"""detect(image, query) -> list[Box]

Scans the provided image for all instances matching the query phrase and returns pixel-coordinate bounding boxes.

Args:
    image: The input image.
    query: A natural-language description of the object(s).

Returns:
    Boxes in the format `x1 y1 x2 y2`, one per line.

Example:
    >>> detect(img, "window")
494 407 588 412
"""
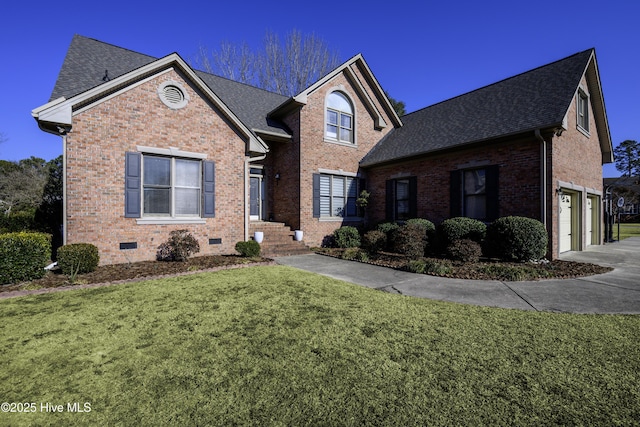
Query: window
143 156 201 216
450 166 499 221
463 169 486 220
124 151 215 220
385 177 417 221
326 92 354 143
577 89 589 132
313 174 359 218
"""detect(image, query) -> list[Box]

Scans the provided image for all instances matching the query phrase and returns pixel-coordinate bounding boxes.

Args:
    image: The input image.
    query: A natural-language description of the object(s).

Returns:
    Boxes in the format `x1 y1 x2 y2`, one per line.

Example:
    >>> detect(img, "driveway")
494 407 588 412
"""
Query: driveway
275 238 640 314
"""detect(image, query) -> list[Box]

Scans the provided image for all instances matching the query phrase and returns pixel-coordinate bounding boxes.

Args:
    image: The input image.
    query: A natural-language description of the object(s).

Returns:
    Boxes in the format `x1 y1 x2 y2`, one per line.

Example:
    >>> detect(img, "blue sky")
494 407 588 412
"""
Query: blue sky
1 0 638 178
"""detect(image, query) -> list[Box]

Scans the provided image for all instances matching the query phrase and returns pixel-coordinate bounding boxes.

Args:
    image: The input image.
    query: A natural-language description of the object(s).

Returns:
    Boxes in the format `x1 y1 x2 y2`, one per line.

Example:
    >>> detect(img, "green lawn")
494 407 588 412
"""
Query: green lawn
616 222 640 240
1 266 638 426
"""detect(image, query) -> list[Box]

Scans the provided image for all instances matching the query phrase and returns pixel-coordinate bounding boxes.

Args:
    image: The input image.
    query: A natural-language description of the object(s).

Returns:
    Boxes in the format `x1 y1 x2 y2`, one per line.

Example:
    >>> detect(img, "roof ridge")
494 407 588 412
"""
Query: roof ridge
73 34 158 61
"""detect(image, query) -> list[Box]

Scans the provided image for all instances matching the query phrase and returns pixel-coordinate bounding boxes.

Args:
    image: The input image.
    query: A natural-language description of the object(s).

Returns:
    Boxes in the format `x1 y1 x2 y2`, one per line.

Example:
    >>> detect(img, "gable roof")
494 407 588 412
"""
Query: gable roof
361 49 613 167
43 35 291 142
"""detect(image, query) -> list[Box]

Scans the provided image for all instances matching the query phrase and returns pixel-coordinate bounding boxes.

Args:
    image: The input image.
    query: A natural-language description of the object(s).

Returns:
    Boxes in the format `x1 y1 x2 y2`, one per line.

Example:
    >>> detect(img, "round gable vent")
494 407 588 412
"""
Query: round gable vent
158 81 189 109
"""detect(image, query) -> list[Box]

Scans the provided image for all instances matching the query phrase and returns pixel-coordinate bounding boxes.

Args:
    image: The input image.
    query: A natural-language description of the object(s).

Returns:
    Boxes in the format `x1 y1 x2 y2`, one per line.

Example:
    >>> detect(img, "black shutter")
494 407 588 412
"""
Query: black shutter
450 170 462 217
313 174 321 218
485 165 499 221
124 152 141 218
202 160 216 218
385 179 395 221
408 176 418 218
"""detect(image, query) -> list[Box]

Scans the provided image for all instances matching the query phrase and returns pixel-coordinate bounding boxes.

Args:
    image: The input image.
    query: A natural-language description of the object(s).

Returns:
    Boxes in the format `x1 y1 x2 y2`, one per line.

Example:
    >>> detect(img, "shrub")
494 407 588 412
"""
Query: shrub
406 218 436 253
438 217 487 249
235 240 261 257
486 216 548 262
342 248 370 262
362 230 387 254
391 223 427 259
156 230 200 261
57 243 100 275
333 226 361 248
423 258 453 276
376 222 400 235
407 258 453 275
0 211 36 233
406 259 427 274
0 232 51 284
446 239 482 263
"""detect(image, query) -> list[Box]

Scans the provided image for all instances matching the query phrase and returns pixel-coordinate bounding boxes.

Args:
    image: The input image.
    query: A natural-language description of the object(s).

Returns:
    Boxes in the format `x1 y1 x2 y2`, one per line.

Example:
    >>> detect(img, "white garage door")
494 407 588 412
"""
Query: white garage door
586 197 593 246
560 193 573 252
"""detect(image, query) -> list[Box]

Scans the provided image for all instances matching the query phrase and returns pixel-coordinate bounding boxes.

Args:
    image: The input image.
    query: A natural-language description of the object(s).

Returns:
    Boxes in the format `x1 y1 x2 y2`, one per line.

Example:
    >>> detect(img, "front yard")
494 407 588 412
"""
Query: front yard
1 266 638 425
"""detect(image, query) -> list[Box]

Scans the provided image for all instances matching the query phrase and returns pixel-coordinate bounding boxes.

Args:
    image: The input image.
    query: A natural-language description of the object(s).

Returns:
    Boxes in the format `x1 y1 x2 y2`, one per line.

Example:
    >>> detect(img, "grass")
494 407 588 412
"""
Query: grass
615 222 640 240
1 266 639 426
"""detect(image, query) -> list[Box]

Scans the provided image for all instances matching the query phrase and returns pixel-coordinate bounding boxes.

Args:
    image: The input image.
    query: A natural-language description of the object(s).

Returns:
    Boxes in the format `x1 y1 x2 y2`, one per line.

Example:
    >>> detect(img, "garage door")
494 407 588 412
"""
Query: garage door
559 193 573 252
586 197 593 246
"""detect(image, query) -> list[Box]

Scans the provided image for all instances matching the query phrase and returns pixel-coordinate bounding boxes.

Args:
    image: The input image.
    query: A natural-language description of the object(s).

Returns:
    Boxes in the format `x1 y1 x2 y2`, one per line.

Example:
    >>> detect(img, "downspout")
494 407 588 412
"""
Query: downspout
62 134 68 246
534 129 547 229
244 153 267 241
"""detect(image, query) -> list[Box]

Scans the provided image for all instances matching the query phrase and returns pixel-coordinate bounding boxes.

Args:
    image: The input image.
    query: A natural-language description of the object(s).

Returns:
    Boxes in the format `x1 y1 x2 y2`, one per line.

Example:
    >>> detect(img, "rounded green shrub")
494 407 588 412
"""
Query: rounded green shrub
57 243 99 275
485 216 548 262
333 226 361 248
0 211 36 233
438 217 487 248
376 222 400 235
446 239 482 263
391 223 427 259
406 218 435 233
362 229 387 254
0 232 51 284
235 240 261 257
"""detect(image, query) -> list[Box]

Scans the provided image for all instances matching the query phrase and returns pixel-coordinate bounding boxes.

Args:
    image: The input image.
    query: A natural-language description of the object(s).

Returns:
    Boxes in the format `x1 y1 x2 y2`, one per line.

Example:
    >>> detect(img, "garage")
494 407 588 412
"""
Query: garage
559 193 574 252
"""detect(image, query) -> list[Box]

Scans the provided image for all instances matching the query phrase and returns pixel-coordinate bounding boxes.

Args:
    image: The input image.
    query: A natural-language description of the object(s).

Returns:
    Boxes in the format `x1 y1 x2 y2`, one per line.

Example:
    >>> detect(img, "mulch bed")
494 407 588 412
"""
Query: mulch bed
315 248 613 281
0 255 274 297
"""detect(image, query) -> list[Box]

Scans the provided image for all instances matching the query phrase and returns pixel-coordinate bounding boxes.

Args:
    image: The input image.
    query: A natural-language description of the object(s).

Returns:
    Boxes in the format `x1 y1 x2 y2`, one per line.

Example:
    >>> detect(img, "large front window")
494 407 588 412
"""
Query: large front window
143 156 201 217
319 174 358 217
326 92 354 143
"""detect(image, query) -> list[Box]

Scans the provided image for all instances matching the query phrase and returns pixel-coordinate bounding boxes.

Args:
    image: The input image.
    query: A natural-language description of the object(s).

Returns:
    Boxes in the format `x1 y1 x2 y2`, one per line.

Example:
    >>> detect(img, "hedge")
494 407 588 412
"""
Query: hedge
0 232 51 284
57 243 100 275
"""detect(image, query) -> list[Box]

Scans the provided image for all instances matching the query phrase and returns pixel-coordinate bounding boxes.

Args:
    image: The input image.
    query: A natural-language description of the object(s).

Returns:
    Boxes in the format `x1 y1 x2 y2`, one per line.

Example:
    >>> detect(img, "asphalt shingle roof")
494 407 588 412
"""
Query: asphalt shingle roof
360 49 594 167
50 35 290 137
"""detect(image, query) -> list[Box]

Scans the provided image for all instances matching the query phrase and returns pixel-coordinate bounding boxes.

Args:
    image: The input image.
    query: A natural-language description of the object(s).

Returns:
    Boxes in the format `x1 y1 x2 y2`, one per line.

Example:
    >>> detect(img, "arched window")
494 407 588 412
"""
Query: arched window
326 92 354 143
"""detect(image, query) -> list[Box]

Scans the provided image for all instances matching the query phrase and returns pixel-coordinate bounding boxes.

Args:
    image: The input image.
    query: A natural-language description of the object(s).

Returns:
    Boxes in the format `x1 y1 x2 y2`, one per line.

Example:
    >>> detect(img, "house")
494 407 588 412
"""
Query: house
360 48 613 258
32 36 612 264
604 177 640 217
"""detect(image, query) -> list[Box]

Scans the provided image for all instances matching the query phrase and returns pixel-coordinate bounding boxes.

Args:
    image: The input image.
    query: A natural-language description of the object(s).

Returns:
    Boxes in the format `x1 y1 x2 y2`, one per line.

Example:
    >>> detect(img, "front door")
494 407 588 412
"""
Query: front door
249 174 264 221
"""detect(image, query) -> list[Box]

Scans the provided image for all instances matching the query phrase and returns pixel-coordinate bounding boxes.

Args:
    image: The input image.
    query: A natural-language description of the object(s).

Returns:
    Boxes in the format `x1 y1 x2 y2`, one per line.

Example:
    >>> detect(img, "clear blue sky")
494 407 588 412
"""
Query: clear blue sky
2 0 638 178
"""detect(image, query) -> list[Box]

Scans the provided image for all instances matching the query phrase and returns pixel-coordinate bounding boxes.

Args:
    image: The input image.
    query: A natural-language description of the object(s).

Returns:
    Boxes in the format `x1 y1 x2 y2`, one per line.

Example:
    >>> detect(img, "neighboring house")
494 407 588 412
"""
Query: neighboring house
604 177 640 217
33 36 612 264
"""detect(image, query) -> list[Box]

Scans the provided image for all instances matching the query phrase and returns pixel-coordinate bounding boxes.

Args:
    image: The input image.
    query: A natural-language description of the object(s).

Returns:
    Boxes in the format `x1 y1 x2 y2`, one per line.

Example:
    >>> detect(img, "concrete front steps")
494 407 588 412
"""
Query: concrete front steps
249 221 311 257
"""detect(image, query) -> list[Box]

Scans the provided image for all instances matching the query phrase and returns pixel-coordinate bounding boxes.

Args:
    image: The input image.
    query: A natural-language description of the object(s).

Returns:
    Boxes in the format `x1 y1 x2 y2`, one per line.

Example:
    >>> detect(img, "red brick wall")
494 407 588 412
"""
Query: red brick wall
548 75 605 256
364 137 543 226
288 64 396 246
65 69 248 265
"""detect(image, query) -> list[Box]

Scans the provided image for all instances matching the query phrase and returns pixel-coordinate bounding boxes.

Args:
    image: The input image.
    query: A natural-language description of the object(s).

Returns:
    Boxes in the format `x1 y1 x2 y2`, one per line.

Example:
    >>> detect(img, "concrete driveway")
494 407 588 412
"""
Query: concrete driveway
275 238 640 314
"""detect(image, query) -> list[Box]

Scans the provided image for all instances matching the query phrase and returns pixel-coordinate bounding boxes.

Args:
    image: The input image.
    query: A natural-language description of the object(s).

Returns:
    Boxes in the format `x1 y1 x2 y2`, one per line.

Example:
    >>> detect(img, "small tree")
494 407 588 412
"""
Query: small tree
614 140 640 177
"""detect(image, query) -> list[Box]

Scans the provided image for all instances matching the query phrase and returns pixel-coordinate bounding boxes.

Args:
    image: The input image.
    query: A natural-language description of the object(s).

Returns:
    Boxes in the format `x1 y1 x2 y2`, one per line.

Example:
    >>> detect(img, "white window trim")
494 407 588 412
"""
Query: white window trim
136 150 205 224
318 172 361 220
324 88 357 146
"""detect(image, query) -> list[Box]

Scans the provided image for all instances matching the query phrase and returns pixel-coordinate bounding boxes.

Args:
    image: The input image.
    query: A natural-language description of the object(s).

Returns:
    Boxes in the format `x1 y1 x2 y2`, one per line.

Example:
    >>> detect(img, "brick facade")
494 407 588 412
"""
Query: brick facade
65 69 248 265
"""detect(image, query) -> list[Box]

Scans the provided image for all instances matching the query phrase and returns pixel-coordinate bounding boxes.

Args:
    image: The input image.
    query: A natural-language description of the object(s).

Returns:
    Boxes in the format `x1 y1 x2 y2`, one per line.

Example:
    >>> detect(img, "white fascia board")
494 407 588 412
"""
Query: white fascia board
31 97 72 125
